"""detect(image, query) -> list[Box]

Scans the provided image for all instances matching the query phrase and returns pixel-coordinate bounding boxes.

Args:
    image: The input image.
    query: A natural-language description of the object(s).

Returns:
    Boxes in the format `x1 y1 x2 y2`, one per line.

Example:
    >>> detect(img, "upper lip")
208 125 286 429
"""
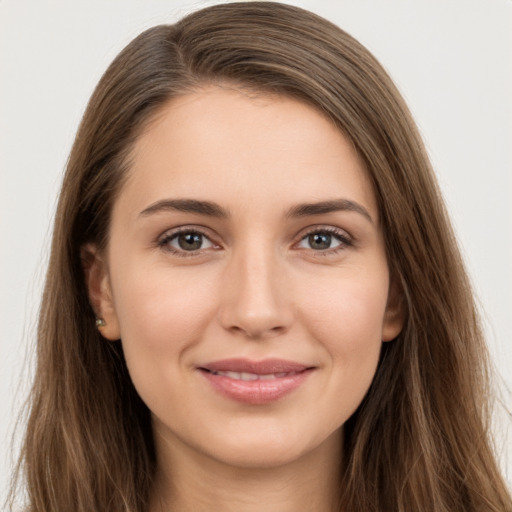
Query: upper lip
199 358 312 374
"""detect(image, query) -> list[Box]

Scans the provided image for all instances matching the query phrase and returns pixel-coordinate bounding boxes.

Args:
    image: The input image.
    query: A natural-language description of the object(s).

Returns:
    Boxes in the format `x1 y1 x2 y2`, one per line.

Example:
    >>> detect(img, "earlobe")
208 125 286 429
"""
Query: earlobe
80 243 121 341
382 279 405 342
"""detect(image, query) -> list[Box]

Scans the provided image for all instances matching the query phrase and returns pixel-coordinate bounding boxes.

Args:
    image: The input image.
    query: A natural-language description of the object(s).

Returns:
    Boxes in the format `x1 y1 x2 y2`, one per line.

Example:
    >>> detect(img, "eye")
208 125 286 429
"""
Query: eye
159 229 215 254
296 228 352 252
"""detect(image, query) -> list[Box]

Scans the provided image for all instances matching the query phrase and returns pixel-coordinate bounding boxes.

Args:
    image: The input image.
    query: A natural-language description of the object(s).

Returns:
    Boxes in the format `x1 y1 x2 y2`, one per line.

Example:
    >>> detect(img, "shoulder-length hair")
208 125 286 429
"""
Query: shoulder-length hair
10 2 511 511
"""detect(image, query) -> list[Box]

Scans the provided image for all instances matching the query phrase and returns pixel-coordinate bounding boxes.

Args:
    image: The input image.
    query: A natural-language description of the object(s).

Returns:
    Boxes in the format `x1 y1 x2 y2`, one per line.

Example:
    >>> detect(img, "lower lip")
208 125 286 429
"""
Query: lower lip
199 369 313 405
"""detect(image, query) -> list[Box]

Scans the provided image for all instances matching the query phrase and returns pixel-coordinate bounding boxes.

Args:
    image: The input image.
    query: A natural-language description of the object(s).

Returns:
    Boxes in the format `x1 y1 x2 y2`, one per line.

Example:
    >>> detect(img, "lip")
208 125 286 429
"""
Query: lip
198 358 315 405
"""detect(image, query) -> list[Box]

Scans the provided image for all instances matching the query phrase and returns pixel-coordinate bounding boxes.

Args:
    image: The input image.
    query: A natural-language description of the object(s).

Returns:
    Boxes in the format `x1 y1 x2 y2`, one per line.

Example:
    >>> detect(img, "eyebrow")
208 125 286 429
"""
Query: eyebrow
139 199 230 218
286 199 374 224
139 197 373 224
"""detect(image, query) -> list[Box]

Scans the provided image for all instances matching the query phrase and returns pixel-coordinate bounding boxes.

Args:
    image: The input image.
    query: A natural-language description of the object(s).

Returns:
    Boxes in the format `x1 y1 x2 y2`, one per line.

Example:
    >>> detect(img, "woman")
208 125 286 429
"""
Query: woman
9 2 511 511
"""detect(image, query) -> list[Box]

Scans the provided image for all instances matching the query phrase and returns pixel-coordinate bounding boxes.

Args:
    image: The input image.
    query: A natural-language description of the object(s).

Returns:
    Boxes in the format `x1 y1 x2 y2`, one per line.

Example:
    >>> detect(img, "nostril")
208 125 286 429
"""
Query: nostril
217 278 294 339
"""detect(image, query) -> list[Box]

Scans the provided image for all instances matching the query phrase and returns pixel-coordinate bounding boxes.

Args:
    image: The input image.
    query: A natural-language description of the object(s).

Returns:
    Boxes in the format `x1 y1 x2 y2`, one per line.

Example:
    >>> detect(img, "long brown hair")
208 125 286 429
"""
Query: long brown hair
9 2 511 511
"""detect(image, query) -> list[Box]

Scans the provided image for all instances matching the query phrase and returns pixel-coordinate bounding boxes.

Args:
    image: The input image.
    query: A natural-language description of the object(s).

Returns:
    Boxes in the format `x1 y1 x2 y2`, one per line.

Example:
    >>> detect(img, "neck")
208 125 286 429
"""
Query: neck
151 431 342 512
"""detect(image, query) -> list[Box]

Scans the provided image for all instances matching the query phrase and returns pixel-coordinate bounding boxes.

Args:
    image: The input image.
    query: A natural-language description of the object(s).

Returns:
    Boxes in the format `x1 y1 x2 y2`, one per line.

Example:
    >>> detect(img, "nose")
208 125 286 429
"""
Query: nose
218 245 293 340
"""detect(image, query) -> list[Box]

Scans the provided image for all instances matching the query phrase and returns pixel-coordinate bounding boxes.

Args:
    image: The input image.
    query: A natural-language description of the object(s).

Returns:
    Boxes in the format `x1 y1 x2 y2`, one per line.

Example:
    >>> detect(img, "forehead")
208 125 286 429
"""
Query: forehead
117 87 378 222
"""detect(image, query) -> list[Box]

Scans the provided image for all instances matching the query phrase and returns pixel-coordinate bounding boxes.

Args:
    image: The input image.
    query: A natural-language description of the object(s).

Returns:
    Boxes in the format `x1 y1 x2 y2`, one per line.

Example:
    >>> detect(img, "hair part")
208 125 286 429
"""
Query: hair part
10 2 511 511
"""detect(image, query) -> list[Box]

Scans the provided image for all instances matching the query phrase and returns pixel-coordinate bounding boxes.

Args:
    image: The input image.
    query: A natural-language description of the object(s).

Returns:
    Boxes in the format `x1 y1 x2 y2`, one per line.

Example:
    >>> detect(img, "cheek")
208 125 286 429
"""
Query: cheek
299 271 388 400
110 260 219 356
109 261 223 417
301 273 389 349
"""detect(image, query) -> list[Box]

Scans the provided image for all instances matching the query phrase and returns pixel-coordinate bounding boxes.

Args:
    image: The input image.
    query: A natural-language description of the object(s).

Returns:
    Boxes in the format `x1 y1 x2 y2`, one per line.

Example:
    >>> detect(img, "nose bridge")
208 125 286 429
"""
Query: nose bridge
219 236 292 338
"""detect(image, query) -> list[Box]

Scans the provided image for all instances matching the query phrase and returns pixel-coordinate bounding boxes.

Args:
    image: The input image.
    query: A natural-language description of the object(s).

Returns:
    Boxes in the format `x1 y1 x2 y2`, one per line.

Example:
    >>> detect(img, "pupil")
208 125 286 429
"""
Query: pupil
178 233 202 250
309 233 331 250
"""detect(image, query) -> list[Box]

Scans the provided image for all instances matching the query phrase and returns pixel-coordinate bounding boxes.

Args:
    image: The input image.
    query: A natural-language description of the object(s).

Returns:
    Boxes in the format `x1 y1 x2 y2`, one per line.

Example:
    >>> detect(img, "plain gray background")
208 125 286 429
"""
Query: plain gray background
1 0 511 499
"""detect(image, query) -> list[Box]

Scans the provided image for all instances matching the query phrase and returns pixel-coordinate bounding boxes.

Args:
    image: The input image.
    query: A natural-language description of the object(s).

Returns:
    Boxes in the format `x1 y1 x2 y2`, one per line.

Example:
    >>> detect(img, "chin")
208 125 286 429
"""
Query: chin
195 423 342 471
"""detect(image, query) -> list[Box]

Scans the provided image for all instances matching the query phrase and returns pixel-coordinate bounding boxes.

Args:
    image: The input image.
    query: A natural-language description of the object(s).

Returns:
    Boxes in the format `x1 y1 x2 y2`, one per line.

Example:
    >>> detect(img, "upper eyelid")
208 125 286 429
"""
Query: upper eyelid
158 225 216 241
296 225 352 241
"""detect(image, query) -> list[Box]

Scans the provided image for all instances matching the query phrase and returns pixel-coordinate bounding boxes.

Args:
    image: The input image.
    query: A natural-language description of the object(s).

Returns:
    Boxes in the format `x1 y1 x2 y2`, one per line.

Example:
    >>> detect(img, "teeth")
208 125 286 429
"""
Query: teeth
211 370 296 380
240 372 259 381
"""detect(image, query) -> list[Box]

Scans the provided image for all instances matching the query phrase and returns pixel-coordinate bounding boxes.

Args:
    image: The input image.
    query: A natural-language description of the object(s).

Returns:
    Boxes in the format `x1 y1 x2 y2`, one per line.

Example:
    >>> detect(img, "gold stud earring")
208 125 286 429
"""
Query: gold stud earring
95 318 107 328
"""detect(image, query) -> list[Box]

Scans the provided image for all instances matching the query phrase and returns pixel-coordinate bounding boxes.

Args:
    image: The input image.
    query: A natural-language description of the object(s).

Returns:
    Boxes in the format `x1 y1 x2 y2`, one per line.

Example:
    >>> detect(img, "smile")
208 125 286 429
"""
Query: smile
207 370 299 381
198 358 314 405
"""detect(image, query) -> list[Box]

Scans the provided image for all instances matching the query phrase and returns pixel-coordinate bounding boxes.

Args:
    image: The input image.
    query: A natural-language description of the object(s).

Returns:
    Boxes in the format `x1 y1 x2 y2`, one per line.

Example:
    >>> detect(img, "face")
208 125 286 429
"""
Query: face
86 87 403 471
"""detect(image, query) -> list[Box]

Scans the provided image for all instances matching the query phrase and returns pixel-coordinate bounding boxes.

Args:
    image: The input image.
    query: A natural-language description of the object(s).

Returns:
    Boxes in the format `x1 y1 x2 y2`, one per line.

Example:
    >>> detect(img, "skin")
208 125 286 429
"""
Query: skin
84 87 403 512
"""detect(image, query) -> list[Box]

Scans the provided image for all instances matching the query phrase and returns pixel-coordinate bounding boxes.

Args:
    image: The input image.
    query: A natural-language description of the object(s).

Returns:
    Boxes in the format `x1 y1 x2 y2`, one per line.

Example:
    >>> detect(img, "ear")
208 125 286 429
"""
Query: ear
381 278 405 342
81 243 121 341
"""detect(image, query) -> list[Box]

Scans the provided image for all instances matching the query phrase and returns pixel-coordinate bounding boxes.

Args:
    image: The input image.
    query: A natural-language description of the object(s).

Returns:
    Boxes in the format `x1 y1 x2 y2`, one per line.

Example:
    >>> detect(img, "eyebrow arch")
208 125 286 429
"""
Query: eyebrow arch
286 199 374 224
139 198 374 224
139 199 230 218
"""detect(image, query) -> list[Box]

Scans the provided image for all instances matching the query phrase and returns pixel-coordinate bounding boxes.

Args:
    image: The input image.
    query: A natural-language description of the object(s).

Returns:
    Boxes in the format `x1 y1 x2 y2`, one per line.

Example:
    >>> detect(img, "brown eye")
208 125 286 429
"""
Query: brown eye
162 230 215 253
308 233 333 250
297 228 352 252
177 233 204 251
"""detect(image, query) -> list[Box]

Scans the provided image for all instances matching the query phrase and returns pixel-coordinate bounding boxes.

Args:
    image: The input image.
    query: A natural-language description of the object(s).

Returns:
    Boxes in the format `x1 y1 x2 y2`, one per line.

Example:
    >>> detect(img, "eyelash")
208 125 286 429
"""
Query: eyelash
156 226 353 258
157 227 217 258
297 226 353 256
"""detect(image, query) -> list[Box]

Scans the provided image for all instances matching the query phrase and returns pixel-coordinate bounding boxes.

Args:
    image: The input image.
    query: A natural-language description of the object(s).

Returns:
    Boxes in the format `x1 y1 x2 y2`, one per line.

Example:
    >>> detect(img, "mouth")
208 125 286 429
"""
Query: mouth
203 369 302 381
197 358 315 405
